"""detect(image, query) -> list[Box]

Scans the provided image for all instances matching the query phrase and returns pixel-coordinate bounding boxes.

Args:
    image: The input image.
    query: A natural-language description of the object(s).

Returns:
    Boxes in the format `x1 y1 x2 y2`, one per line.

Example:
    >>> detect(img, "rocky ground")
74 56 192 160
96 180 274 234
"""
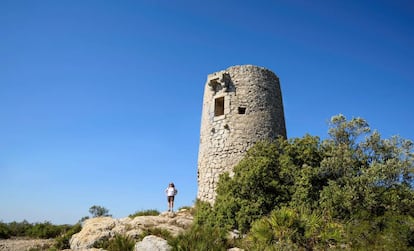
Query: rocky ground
0 238 55 251
0 209 243 251
0 209 194 251
69 209 194 250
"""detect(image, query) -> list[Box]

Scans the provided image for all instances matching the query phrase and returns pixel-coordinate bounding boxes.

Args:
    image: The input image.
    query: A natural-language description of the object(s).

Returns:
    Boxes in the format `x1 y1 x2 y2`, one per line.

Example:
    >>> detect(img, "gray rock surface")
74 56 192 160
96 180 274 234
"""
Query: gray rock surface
70 209 193 250
134 235 171 251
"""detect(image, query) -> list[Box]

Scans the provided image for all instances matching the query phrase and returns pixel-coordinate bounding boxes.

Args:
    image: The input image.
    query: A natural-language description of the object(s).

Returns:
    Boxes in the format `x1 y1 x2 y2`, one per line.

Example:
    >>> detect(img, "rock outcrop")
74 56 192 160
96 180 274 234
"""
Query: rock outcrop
69 209 193 250
134 235 171 251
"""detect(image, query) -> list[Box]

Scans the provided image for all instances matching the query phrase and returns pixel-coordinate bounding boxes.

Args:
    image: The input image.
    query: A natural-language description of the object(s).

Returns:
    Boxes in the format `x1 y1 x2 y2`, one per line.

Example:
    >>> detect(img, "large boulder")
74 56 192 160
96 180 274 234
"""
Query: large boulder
70 217 117 249
134 235 172 251
70 209 193 250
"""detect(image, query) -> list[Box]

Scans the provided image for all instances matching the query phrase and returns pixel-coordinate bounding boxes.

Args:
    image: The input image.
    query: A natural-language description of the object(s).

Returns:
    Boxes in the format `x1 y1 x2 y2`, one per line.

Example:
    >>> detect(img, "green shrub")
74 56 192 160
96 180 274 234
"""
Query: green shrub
53 223 82 250
4 115 414 250
94 235 135 251
93 228 171 251
28 245 57 251
89 205 111 217
0 220 79 246
177 206 195 215
129 209 160 218
168 200 230 250
140 227 172 242
192 199 215 227
211 140 293 233
7 220 31 237
169 224 228 251
178 206 192 210
345 213 414 250
26 221 64 238
243 206 347 250
0 221 10 238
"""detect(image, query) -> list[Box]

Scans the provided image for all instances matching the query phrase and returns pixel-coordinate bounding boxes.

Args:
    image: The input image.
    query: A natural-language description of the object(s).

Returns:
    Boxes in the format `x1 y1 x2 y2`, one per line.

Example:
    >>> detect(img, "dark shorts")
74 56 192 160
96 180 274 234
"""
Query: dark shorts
167 196 175 203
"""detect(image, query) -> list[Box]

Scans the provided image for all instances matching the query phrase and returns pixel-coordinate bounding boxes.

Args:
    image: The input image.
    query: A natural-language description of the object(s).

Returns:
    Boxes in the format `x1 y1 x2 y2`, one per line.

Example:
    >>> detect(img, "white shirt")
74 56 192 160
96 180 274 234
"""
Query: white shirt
166 187 176 196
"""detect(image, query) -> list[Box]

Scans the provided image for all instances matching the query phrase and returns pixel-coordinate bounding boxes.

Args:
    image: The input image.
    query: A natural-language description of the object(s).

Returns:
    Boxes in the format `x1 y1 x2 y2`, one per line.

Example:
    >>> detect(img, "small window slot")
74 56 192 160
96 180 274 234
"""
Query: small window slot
238 107 246 114
214 97 225 116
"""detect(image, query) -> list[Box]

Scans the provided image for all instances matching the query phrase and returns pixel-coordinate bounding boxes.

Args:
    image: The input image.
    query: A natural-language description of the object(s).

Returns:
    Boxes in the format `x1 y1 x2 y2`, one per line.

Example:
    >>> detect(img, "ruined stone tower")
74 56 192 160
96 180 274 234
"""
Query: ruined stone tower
197 65 287 203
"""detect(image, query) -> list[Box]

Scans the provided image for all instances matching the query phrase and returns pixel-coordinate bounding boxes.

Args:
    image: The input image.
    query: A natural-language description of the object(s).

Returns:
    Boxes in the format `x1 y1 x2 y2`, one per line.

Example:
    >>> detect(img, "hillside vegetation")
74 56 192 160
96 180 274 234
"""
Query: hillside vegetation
1 114 413 250
180 114 414 250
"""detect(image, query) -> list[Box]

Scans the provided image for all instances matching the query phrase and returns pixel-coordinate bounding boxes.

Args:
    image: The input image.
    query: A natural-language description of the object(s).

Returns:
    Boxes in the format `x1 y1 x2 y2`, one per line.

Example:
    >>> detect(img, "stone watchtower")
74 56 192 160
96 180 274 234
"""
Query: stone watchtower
197 65 287 203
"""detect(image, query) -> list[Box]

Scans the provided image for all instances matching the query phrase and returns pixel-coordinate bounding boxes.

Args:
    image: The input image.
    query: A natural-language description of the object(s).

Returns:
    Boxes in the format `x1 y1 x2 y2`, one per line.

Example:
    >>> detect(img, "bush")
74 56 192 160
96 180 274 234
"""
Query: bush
193 115 414 250
94 235 135 251
6 220 31 237
93 227 172 251
212 140 293 233
140 227 173 242
169 224 228 251
89 205 111 217
129 209 160 218
166 200 230 250
53 224 82 250
345 212 414 250
0 220 73 239
4 115 414 250
0 222 10 238
243 206 346 250
26 221 64 238
178 206 195 215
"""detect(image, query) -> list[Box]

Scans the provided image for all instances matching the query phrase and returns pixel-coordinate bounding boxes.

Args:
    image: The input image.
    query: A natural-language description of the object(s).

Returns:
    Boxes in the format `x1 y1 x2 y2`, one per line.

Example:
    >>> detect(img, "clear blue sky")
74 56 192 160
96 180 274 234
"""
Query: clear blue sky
1 0 413 225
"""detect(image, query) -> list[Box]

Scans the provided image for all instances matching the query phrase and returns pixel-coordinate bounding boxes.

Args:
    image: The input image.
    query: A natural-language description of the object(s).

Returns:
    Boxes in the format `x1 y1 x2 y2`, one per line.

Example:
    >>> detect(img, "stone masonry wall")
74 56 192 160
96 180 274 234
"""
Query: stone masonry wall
197 65 286 203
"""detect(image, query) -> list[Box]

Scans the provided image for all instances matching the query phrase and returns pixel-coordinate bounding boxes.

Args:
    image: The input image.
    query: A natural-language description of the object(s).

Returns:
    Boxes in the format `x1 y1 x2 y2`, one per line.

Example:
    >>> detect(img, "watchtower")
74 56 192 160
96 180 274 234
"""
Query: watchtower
197 65 287 203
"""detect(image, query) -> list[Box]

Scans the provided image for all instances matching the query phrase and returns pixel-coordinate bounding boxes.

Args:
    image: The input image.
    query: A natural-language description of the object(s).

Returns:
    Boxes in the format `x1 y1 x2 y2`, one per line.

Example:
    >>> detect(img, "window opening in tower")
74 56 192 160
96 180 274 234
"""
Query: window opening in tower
214 97 225 116
238 107 246 114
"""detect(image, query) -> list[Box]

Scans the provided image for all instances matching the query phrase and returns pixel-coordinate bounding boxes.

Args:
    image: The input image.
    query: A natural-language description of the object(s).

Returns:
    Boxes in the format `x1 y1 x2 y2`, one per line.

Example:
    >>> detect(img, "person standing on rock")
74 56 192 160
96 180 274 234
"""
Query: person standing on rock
165 182 178 212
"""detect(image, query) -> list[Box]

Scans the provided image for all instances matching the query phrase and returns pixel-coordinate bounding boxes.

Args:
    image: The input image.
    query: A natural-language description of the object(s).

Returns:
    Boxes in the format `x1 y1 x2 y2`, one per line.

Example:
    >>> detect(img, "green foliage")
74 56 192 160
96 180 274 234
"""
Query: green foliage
0 220 74 239
140 227 173 241
28 247 55 251
177 206 195 215
178 206 193 211
53 223 82 250
0 221 80 250
328 114 370 147
6 220 31 237
281 135 324 210
212 140 292 233
197 114 414 249
94 235 135 251
346 212 414 250
169 223 228 251
0 221 10 238
28 244 59 251
192 199 215 226
129 209 160 218
3 114 413 250
89 205 111 217
78 216 90 223
167 200 232 250
94 228 172 251
26 221 61 238
244 207 346 250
